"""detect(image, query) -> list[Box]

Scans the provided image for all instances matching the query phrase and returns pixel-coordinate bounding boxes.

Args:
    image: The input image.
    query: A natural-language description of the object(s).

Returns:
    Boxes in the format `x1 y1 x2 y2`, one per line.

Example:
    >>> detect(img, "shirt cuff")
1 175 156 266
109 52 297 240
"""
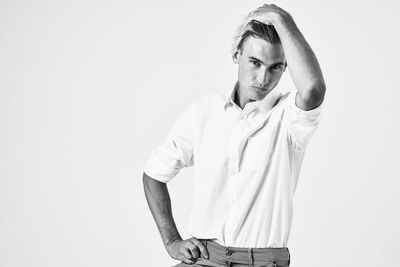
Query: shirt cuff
287 90 323 122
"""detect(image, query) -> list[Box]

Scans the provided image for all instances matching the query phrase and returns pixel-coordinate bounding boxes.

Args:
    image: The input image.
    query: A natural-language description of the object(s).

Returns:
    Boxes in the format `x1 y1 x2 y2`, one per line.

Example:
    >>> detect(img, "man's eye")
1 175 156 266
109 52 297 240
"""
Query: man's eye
250 60 260 67
271 65 283 71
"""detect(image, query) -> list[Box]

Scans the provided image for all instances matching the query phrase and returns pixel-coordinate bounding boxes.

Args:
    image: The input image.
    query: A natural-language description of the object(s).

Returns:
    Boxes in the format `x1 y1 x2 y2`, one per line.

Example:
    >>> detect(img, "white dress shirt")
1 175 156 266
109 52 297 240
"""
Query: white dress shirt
144 84 323 248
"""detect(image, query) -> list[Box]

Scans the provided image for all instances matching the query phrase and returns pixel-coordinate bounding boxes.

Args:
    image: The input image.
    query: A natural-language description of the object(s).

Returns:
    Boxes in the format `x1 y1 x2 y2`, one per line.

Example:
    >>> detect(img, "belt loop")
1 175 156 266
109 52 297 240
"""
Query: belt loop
248 248 254 267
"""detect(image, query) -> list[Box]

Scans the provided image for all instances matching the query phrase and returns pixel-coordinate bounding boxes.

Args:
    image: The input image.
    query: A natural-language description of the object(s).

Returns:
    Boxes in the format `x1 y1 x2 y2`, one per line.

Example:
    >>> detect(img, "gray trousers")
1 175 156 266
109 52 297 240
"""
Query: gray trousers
171 239 290 267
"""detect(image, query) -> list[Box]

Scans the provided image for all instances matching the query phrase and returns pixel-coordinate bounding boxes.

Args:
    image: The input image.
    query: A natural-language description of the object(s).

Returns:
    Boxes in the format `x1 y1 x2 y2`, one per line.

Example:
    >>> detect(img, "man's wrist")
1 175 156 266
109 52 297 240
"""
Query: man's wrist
165 236 182 247
272 13 298 37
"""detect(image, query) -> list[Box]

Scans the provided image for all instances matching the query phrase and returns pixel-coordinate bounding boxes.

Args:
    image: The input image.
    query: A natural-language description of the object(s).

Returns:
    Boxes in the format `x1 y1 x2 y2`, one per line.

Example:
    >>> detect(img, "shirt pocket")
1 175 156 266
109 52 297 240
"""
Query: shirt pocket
240 127 283 171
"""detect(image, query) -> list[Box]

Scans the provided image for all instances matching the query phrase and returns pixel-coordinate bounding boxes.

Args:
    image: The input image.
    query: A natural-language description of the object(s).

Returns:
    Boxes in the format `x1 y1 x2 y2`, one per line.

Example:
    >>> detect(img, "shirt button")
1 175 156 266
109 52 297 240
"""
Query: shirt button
226 248 234 256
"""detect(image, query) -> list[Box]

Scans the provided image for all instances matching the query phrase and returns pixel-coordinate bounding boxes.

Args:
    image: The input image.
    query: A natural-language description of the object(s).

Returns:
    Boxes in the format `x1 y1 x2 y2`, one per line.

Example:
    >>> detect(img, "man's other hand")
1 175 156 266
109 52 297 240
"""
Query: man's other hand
166 237 209 264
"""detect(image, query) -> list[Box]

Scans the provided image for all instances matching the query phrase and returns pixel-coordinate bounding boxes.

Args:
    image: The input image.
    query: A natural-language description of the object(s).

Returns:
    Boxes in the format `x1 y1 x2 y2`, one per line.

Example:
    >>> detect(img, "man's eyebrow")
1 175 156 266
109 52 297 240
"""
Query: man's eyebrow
248 56 265 65
248 56 285 66
270 61 286 66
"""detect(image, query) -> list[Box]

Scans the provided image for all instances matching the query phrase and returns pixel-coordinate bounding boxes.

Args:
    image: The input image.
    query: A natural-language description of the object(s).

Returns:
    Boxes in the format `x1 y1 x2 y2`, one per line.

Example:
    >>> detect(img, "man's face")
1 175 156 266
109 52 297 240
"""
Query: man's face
233 36 286 106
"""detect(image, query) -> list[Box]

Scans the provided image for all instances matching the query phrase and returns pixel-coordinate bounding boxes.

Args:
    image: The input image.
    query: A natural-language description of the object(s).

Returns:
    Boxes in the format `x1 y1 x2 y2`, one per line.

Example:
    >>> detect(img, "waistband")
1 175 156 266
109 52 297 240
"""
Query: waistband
198 239 290 266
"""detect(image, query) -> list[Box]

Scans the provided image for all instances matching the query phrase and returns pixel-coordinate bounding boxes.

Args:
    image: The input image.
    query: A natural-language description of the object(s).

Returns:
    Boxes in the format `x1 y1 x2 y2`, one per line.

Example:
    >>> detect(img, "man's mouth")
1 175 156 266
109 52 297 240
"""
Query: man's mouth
252 86 268 91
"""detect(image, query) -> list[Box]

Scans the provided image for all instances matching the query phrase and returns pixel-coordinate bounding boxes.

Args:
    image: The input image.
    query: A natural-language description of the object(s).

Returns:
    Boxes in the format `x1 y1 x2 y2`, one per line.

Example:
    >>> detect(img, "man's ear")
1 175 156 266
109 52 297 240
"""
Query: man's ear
232 50 241 64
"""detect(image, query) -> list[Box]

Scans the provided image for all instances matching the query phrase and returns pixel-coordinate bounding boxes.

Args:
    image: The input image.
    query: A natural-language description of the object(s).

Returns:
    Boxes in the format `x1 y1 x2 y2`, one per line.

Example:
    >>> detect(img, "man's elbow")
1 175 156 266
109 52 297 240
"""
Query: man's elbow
299 82 326 110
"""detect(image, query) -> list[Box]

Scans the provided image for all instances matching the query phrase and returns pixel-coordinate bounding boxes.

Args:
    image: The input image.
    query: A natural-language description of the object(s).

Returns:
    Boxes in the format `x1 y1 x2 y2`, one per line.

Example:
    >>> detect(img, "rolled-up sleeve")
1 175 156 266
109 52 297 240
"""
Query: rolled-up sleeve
143 103 194 183
283 90 323 151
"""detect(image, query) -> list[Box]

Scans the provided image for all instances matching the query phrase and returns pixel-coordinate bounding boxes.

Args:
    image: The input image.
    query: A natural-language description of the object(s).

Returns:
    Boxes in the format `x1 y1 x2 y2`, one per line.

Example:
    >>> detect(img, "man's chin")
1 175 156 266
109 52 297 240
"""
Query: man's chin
251 90 270 100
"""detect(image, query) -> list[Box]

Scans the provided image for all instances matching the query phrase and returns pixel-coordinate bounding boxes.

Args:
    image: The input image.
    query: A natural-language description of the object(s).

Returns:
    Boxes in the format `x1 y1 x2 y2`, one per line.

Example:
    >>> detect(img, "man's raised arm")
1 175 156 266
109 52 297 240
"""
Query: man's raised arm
251 4 326 110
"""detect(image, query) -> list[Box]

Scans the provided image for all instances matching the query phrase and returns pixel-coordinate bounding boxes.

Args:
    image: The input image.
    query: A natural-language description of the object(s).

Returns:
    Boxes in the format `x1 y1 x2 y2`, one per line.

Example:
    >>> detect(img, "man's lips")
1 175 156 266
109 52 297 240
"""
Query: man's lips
252 85 268 91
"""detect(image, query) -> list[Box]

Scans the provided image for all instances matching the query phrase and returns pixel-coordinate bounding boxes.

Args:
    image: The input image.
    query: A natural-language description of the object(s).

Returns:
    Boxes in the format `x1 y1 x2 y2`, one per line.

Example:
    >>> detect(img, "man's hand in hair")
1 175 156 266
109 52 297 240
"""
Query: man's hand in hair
248 4 294 26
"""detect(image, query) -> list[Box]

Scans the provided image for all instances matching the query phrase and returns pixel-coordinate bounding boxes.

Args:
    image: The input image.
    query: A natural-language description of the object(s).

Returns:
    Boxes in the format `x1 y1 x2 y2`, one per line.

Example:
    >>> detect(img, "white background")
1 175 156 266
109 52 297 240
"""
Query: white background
1 0 399 266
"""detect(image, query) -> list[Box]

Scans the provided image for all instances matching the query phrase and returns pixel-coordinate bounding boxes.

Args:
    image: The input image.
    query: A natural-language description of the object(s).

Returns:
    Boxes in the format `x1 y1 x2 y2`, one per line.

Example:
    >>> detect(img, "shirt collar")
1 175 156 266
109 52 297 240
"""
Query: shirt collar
223 82 283 114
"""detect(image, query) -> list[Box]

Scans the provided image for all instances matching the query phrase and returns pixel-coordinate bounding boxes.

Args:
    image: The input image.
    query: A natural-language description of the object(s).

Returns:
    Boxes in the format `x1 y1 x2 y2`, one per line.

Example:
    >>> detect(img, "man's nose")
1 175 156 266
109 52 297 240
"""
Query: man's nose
257 69 270 86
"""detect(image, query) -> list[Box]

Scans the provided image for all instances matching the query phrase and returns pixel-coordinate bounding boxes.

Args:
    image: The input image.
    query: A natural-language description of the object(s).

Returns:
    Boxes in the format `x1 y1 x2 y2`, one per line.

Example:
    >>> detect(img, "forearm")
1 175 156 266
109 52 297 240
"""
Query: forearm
143 172 182 247
274 15 326 95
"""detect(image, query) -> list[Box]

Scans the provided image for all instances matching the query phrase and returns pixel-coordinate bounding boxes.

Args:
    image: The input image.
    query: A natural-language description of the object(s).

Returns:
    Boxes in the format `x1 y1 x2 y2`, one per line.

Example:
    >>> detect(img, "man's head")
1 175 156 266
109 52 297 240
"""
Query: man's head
232 19 287 107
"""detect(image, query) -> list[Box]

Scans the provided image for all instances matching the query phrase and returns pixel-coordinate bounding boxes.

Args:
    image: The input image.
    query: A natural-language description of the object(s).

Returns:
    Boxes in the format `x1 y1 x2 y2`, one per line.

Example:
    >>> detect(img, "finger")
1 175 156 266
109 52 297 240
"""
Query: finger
187 243 200 259
191 239 209 259
258 4 271 10
250 6 269 15
181 257 195 265
180 247 194 262
251 9 266 17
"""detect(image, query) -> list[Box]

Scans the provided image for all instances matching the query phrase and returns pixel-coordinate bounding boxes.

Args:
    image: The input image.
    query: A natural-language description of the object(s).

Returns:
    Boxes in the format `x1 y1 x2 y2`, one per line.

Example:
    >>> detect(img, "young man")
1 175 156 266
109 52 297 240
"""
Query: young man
143 4 325 267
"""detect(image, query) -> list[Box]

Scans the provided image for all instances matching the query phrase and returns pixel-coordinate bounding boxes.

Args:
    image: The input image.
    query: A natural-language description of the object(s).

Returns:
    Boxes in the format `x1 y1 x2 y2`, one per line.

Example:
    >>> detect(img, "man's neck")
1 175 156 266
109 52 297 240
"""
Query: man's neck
234 84 255 110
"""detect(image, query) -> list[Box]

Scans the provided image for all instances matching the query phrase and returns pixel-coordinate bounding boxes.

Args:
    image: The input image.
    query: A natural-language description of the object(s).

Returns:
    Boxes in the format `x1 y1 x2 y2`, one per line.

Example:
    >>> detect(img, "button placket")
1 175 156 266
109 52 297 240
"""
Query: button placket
225 112 244 244
231 116 244 204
